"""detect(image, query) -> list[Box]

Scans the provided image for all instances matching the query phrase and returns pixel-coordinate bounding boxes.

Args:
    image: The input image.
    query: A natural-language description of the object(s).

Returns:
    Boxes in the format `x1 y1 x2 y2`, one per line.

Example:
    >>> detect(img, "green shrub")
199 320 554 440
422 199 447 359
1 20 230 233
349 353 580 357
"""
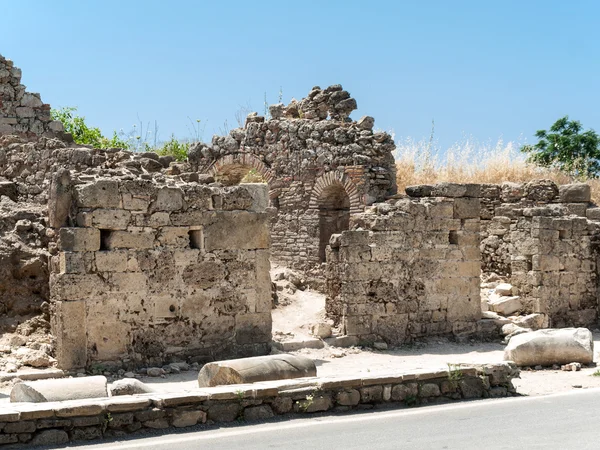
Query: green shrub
156 135 189 161
51 107 130 149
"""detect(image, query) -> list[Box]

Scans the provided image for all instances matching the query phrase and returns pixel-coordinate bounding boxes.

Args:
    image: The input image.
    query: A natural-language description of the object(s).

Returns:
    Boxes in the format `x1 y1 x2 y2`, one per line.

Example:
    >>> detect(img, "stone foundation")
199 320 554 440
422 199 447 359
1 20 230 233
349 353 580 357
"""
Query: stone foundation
0 363 518 447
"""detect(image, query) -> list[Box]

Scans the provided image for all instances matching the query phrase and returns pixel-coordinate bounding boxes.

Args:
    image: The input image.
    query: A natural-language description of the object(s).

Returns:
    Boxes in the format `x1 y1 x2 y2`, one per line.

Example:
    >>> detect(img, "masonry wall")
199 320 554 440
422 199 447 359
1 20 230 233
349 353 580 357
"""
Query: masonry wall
326 197 482 345
406 181 600 328
0 55 64 137
188 85 397 270
50 179 272 370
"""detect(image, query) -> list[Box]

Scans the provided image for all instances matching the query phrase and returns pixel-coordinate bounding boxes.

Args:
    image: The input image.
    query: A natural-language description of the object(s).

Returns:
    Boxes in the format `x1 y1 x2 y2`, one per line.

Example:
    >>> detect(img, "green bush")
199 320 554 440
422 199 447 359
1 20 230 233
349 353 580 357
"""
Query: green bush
156 135 189 161
521 116 600 179
51 107 130 149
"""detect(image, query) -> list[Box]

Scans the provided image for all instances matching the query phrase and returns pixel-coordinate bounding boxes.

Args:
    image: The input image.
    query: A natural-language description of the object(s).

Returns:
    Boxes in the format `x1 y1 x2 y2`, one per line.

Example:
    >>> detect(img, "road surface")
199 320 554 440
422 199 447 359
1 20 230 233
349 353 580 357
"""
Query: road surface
61 389 600 449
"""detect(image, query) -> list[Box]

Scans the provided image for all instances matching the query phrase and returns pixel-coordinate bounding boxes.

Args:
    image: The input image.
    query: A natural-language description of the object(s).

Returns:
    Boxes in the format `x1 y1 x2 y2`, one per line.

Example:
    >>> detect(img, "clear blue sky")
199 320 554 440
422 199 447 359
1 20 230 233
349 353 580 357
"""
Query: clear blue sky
3 0 599 153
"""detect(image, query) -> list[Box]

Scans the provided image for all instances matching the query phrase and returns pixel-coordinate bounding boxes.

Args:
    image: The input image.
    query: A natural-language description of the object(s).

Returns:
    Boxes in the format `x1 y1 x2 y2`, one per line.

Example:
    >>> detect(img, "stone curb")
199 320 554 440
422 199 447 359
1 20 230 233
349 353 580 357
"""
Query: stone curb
0 363 518 447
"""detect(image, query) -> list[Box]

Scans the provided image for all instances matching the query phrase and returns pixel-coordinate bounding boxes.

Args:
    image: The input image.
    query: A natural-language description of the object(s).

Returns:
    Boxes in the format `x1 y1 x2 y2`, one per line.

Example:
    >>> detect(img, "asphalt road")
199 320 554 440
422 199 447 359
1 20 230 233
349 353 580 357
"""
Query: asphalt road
63 389 600 450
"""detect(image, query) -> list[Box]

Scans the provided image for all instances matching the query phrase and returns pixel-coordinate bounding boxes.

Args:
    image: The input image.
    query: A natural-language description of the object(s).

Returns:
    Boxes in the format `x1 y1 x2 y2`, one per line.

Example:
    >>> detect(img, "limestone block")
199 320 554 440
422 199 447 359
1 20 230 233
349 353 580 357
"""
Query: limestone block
95 251 128 272
52 300 87 369
90 209 132 230
504 328 593 366
48 169 71 228
198 354 316 387
559 184 591 203
59 228 100 252
235 312 272 344
172 410 207 427
532 255 560 272
489 296 522 316
122 193 150 212
157 226 190 247
239 183 269 212
510 313 547 330
11 376 108 402
495 283 514 296
453 197 480 219
103 229 156 249
204 211 269 251
51 273 107 300
75 180 120 208
152 186 184 211
59 252 93 274
336 389 360 406
431 182 480 198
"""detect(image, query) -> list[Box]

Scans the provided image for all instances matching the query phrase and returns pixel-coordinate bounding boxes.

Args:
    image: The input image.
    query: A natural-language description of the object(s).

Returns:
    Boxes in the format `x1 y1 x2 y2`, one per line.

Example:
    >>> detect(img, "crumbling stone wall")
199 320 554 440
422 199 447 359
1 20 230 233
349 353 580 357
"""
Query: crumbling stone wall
188 85 397 270
405 181 600 328
50 178 272 370
0 55 64 137
326 196 482 345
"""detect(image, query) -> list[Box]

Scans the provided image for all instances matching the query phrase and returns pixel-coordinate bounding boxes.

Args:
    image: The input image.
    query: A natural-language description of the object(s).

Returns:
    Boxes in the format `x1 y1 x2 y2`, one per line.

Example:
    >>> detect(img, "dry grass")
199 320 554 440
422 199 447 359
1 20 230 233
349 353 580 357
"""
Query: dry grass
394 136 600 204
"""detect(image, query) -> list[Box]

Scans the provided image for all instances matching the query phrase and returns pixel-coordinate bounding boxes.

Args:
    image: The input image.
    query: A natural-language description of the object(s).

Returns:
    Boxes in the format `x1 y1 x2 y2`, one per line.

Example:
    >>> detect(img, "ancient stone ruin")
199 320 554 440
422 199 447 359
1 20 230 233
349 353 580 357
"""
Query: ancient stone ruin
187 85 397 270
1 52 600 376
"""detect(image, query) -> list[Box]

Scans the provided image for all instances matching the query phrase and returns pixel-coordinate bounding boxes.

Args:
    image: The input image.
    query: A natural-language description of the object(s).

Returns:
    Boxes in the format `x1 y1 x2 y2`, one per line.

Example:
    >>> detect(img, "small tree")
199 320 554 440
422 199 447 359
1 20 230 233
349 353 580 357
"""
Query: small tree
521 116 600 179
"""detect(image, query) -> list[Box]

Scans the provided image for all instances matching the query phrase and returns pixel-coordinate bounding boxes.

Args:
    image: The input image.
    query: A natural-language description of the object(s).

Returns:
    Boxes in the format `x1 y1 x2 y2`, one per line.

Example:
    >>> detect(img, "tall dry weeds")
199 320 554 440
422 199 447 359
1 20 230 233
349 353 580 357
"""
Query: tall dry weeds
394 136 600 204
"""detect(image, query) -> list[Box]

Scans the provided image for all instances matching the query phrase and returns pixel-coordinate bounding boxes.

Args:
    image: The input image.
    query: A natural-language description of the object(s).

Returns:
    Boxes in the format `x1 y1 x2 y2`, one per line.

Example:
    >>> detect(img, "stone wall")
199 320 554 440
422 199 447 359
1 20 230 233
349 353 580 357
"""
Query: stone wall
326 196 482 345
0 54 64 137
50 178 272 370
405 181 600 328
0 363 518 447
188 85 397 270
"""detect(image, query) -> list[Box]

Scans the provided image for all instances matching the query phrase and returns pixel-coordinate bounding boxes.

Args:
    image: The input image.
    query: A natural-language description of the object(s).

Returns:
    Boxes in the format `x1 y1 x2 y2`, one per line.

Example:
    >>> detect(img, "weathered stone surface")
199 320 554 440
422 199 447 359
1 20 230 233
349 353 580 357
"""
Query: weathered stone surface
559 184 591 203
505 328 593 366
109 378 155 396
207 403 240 422
10 376 108 402
489 296 522 316
198 354 316 387
244 405 274 421
171 410 206 427
336 389 360 406
31 429 69 446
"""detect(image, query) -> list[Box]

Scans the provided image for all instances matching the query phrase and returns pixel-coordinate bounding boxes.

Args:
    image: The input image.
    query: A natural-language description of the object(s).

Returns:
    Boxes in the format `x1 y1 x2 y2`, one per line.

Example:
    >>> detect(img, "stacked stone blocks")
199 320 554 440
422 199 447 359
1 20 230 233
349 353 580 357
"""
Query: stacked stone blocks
50 180 272 370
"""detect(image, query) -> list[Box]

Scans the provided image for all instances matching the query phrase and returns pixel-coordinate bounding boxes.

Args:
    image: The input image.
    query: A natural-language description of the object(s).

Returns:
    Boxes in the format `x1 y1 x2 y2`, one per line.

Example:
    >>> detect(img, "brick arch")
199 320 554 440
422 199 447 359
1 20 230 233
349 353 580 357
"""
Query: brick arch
309 171 363 213
207 153 275 185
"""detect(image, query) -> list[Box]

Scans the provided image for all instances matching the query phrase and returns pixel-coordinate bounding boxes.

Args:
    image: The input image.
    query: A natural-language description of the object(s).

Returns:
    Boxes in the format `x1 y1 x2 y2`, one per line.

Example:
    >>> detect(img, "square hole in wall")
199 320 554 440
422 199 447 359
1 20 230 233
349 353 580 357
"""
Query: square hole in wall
448 230 459 245
559 229 568 240
189 229 203 250
100 229 113 250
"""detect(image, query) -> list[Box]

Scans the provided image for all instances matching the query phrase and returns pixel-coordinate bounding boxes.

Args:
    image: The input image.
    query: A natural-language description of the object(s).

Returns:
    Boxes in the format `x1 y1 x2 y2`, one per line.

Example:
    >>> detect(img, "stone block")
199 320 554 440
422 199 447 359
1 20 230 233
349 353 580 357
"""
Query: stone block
244 405 274 421
60 228 100 252
103 229 156 249
152 186 184 211
239 183 269 212
204 211 269 251
559 183 591 203
75 180 120 208
95 251 128 272
59 252 93 274
489 296 522 316
336 389 360 406
51 273 106 300
90 209 132 230
360 385 383 403
157 226 190 247
31 430 69 446
391 383 418 401
52 300 87 369
419 383 441 397
453 198 480 219
171 410 206 427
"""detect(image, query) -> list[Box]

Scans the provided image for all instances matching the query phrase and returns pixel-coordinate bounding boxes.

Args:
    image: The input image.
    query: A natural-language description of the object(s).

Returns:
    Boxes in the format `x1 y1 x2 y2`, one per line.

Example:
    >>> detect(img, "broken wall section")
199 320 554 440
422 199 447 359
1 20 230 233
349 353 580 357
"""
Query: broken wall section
326 196 482 345
0 54 65 137
407 181 600 328
50 179 272 370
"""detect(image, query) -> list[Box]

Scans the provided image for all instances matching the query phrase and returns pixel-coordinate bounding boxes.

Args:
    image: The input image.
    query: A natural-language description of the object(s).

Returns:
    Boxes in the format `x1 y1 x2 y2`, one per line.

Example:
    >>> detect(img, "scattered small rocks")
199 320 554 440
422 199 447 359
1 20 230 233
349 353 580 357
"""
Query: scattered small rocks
561 362 582 372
